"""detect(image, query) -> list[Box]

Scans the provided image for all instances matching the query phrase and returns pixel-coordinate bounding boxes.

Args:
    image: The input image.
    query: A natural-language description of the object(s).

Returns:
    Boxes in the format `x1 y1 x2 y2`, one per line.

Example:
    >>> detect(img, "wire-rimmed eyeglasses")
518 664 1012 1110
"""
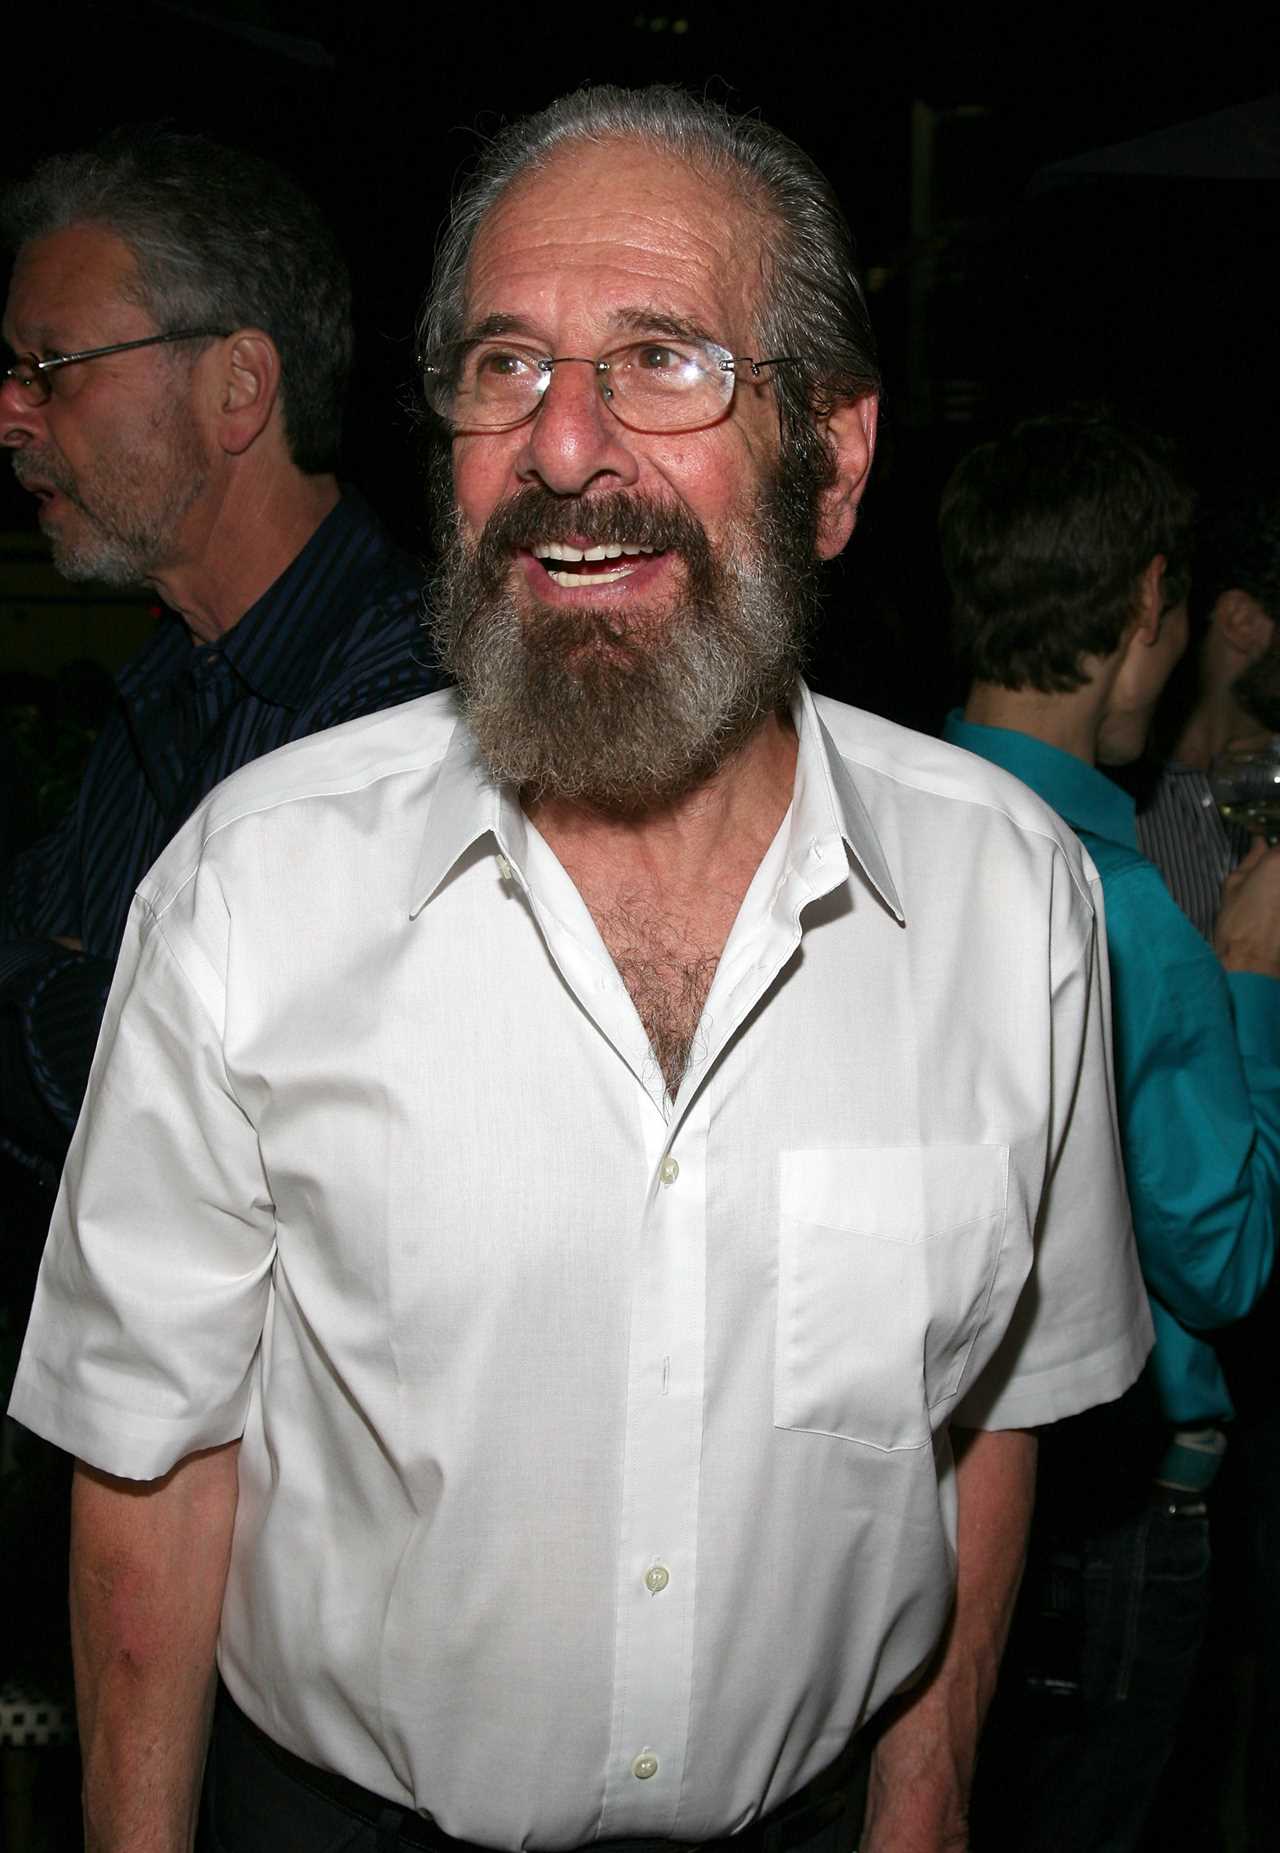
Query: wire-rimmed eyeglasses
422 336 801 434
3 329 231 407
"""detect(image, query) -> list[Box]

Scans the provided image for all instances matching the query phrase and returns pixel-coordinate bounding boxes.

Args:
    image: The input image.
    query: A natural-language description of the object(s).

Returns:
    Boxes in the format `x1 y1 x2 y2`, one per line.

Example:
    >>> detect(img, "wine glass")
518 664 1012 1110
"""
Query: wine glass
1207 738 1280 846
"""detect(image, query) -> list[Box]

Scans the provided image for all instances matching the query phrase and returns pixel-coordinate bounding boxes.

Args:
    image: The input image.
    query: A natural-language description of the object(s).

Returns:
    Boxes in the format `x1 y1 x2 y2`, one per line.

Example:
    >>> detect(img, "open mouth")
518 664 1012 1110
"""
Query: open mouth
29 485 65 520
14 474 59 506
530 540 665 589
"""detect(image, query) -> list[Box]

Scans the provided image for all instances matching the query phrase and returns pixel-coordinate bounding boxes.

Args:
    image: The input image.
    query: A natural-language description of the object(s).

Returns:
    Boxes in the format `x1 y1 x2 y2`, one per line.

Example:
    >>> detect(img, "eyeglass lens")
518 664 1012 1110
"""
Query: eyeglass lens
434 339 737 432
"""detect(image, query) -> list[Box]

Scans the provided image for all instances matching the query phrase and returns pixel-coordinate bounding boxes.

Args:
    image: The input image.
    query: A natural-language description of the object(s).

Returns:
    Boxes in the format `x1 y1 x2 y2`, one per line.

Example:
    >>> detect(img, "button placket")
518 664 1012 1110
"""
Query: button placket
596 1102 708 1835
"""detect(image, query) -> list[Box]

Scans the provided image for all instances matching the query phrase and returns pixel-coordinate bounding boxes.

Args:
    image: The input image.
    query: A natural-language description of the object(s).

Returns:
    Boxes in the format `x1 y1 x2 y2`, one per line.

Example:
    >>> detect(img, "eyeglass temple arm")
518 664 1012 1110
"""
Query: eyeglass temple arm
37 330 227 373
720 356 801 378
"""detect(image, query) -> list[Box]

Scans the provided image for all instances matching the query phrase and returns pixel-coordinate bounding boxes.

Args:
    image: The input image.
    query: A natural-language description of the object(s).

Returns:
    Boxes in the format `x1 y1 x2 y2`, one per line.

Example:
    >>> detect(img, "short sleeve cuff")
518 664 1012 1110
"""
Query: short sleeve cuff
953 1300 1154 1431
7 1356 251 1483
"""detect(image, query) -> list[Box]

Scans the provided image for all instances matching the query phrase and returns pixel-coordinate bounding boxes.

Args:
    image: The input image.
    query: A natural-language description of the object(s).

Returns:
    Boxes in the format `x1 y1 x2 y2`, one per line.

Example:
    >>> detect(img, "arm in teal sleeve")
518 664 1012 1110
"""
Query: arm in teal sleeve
1230 970 1280 1182
1105 860 1280 1330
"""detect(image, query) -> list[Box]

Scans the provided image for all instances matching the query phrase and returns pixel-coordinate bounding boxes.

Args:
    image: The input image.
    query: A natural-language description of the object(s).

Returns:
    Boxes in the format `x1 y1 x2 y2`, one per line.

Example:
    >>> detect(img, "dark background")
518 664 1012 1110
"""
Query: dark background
0 14 1273 1836
1 0 1275 729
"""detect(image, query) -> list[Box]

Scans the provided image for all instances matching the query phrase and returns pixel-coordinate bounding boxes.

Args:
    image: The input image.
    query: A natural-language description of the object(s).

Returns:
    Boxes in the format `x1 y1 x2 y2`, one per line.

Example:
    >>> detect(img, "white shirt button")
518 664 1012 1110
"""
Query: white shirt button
659 1157 679 1186
644 1564 670 1594
632 1752 659 1781
495 854 514 881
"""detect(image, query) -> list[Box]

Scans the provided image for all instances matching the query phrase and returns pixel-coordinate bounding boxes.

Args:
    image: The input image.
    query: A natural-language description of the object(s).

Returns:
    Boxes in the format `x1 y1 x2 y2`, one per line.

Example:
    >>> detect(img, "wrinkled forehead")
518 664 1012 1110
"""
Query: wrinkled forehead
461 140 769 343
5 221 144 347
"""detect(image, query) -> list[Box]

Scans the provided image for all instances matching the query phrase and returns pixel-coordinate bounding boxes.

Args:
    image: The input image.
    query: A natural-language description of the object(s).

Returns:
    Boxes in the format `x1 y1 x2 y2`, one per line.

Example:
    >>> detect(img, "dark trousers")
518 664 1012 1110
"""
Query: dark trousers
198 1686 872 1853
973 1493 1211 1853
1142 1401 1280 1848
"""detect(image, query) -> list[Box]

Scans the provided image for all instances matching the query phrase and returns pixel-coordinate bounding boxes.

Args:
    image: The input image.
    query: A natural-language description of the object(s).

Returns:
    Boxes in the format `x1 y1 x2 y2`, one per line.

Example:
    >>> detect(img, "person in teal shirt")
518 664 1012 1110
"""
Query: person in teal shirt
940 722 1280 1429
939 411 1280 1853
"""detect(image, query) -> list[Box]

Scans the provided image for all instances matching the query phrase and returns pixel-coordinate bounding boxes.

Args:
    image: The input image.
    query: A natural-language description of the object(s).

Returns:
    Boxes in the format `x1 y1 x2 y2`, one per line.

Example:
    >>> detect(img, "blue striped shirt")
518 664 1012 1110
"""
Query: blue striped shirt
1 491 438 1159
1135 760 1249 942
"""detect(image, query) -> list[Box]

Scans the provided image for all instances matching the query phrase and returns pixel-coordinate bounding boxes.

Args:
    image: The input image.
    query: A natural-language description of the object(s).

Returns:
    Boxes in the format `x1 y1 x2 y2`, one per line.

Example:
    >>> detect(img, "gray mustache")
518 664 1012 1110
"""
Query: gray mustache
476 487 707 560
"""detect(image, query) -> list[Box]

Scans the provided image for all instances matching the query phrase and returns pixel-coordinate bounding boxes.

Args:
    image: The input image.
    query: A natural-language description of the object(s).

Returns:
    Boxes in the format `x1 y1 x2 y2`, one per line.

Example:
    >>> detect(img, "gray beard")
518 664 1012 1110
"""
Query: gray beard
426 472 823 815
18 414 208 588
1233 642 1280 736
49 502 198 587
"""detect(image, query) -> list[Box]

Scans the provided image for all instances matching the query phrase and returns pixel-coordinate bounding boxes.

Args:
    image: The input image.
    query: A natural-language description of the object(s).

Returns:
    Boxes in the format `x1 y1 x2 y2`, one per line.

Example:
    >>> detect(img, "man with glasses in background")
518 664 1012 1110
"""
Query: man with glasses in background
12 89 1151 1853
0 128 436 1200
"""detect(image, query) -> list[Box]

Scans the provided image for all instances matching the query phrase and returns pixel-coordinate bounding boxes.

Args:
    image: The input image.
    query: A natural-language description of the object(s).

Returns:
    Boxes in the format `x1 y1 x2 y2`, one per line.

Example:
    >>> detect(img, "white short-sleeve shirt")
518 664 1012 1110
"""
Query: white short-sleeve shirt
11 683 1150 1846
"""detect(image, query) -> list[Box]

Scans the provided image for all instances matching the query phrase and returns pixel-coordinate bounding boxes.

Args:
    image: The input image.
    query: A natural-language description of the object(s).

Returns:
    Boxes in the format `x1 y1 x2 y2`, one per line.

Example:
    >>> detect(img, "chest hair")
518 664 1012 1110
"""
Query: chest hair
537 796 785 1100
595 900 723 1098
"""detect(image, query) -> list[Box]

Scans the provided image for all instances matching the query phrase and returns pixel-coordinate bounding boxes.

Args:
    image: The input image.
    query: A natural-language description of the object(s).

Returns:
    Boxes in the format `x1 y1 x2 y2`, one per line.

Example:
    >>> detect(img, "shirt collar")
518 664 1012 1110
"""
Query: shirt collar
217 491 395 708
116 492 396 707
943 710 1138 850
409 681 904 923
790 682 904 922
119 493 391 704
115 610 192 699
409 694 519 916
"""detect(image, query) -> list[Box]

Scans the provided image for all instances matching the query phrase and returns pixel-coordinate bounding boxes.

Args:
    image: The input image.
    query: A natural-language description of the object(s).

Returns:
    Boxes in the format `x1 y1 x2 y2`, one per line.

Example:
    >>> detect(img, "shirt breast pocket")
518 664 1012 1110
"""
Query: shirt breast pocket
775 1145 1010 1451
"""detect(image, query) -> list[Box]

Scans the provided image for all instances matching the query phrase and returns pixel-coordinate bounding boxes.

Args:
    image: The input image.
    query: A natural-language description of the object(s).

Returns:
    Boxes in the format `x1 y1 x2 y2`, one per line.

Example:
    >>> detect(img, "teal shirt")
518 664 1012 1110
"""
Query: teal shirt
944 714 1280 1424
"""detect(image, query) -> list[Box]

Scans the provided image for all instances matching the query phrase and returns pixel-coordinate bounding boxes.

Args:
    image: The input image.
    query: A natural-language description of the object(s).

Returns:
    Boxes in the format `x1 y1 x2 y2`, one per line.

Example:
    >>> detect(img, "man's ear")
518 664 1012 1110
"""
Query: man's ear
814 394 878 561
1213 587 1275 664
209 330 282 457
1131 554 1167 644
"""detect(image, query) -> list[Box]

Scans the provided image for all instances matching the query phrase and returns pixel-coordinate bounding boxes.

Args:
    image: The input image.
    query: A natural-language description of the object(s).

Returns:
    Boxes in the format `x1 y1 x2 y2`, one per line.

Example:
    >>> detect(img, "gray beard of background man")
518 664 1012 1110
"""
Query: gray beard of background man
12 399 208 586
427 463 825 816
1234 639 1280 734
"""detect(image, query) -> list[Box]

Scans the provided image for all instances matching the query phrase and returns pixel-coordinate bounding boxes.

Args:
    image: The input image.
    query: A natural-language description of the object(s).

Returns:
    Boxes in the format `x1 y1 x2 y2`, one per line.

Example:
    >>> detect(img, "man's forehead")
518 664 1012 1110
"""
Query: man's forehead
6 221 141 346
461 141 761 334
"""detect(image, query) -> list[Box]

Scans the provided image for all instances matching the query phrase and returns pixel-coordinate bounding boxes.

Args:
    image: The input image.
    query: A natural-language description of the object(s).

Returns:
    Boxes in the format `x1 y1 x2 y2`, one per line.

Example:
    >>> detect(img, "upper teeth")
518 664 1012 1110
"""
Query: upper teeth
534 542 657 562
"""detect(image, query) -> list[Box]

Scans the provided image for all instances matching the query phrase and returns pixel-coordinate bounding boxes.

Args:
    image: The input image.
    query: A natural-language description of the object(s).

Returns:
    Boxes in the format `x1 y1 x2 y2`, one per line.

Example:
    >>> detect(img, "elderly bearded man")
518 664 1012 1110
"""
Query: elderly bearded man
10 88 1151 1853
